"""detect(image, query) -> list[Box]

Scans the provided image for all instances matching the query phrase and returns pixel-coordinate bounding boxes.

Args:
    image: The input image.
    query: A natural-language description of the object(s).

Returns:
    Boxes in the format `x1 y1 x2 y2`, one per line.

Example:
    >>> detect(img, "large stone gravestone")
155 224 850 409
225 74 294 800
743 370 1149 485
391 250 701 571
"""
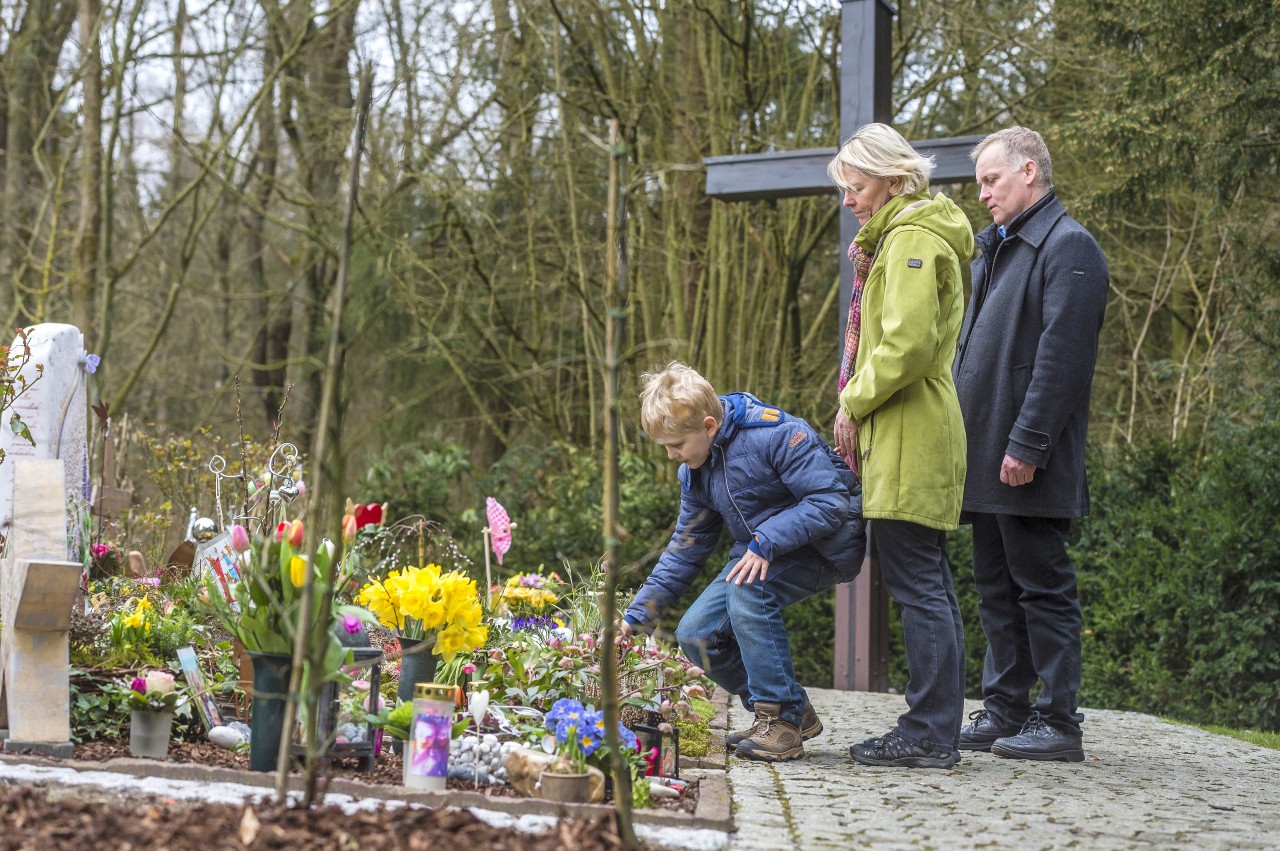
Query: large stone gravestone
0 323 91 551
0 460 82 756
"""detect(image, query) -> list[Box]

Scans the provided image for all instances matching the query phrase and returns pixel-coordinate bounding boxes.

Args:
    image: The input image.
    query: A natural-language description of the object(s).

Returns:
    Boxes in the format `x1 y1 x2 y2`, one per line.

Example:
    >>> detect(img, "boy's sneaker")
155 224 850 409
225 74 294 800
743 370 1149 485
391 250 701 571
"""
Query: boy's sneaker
733 703 804 762
849 731 957 769
726 703 823 749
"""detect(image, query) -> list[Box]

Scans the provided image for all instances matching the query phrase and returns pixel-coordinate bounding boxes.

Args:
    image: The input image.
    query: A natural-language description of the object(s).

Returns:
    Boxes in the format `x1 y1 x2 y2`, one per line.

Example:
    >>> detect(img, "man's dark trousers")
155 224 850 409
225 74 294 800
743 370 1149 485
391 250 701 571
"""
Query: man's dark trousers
971 513 1084 734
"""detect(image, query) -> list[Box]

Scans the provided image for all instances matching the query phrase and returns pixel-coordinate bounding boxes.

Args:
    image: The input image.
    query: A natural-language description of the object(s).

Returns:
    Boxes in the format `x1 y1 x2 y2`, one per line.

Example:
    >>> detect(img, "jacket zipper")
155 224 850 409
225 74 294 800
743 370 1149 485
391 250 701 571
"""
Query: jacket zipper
860 414 874 466
716 445 752 536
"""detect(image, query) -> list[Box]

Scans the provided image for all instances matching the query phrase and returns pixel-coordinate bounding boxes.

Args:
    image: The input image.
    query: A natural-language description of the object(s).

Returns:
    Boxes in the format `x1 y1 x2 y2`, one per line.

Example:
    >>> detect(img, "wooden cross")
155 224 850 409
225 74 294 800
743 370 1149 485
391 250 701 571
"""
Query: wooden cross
704 0 980 691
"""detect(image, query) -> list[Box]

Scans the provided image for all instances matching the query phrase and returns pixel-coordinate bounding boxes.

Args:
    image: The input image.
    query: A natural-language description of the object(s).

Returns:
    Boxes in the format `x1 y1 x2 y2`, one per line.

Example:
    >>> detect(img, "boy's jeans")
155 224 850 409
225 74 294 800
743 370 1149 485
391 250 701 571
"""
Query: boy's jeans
676 547 838 729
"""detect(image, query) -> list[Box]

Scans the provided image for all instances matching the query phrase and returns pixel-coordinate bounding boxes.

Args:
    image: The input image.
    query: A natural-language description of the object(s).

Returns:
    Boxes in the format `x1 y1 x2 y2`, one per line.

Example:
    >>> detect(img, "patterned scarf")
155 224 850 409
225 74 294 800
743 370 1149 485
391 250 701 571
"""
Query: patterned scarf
838 240 875 391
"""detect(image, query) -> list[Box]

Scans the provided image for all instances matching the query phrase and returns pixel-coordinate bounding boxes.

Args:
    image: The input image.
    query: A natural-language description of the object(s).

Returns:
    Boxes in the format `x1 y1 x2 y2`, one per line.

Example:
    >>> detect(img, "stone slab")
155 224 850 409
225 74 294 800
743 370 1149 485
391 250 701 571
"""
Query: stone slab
10 560 82 631
3 739 74 758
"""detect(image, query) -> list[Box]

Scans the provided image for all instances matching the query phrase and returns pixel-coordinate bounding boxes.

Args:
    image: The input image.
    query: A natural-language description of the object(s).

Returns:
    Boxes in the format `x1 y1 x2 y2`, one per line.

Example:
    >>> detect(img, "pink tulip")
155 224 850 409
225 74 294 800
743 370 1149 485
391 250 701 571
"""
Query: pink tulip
288 519 304 547
229 524 251 553
342 514 358 542
274 521 288 542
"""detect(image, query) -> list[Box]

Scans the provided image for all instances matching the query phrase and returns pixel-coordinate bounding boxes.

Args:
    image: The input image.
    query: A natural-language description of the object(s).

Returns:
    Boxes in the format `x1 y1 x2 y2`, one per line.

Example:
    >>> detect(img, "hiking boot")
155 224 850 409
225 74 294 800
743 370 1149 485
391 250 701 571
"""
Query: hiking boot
733 703 804 762
959 708 1022 752
727 703 822 749
990 713 1085 762
849 731 957 769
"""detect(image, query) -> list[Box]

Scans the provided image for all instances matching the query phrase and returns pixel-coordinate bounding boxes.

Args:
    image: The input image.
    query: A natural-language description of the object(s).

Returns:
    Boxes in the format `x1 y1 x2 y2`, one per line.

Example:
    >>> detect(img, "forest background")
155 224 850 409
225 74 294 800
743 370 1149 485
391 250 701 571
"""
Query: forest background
2 0 1277 731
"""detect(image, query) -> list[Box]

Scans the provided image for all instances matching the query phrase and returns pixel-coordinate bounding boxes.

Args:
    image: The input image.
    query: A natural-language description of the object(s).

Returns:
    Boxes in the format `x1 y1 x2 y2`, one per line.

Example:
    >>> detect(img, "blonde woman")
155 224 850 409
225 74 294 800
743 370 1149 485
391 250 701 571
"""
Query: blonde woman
829 123 973 768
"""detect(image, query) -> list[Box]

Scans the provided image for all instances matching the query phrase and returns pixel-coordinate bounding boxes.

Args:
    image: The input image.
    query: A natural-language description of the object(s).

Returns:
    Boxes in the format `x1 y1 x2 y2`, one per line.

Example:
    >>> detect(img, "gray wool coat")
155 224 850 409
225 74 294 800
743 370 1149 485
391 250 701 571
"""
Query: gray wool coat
953 193 1109 518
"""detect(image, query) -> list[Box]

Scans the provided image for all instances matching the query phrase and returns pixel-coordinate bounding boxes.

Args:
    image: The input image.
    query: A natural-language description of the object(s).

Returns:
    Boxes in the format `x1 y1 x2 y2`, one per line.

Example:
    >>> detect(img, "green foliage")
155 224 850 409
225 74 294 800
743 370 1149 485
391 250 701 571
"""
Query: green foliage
69 671 123 745
1057 0 1278 206
135 426 287 524
469 442 676 582
357 437 472 524
1075 417 1280 731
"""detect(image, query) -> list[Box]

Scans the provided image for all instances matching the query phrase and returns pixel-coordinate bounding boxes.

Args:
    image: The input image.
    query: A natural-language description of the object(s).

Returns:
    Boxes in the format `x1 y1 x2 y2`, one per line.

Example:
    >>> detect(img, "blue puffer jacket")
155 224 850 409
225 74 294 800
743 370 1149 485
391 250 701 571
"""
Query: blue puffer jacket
624 393 865 630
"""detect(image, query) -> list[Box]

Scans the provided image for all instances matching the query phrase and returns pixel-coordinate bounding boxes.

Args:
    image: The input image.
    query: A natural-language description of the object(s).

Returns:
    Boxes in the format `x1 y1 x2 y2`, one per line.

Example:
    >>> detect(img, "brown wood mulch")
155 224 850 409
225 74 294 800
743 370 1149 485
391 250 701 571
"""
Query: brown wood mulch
0 784 628 850
0 739 695 849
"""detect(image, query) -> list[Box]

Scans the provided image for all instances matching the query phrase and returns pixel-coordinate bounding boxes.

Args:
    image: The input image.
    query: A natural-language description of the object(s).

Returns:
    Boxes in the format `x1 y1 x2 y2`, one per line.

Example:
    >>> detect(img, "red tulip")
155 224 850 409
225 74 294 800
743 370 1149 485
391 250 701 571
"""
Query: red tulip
288 519 305 547
366 502 383 526
274 521 288 542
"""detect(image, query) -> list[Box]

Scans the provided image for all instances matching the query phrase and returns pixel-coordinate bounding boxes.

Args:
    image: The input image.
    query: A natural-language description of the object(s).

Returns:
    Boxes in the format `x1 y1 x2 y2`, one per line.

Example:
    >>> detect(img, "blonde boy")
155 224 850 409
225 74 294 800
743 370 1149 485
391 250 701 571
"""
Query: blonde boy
622 363 865 761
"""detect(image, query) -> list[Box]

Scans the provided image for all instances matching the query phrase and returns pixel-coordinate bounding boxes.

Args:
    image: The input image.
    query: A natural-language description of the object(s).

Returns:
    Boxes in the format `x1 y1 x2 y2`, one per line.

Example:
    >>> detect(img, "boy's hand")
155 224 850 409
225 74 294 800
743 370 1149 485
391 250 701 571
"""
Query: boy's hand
726 551 770 585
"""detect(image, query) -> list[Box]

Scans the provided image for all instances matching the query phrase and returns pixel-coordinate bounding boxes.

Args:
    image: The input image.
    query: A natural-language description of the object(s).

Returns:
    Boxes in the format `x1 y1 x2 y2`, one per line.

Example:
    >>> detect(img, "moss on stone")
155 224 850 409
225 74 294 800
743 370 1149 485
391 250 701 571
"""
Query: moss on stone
677 697 716 757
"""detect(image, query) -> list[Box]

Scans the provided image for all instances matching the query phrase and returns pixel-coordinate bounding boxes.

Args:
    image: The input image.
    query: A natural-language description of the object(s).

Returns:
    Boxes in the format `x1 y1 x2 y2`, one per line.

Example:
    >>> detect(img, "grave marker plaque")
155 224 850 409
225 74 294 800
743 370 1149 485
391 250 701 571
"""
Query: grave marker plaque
0 460 81 756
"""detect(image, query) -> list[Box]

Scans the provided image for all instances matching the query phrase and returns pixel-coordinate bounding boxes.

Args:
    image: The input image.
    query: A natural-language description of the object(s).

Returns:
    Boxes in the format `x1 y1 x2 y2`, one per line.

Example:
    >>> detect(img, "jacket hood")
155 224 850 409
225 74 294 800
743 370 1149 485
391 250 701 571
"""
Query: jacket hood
714 392 774 448
857 190 975 262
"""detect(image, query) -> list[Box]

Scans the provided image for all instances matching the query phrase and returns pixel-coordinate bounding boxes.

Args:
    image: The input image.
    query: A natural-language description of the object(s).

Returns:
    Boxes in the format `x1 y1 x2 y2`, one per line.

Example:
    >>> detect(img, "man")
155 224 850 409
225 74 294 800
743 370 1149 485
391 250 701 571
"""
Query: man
953 127 1109 762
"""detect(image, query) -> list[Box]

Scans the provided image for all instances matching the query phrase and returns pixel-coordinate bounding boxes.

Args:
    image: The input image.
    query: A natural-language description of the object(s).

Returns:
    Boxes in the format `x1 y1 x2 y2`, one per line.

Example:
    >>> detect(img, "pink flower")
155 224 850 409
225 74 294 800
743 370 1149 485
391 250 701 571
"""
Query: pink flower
462 663 477 675
342 614 362 634
287 520 305 547
274 521 288 542
229 524 251 553
130 677 146 694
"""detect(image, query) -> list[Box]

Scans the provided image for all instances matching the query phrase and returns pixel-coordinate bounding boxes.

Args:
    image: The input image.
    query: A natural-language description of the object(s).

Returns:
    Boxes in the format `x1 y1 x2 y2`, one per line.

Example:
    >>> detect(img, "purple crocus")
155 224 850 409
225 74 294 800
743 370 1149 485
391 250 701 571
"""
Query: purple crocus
342 614 362 634
82 353 100 374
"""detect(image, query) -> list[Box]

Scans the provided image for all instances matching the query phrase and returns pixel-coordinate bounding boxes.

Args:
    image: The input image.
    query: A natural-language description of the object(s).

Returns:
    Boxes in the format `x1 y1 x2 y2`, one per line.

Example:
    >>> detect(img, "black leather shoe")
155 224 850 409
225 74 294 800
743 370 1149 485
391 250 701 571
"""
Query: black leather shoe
850 731 957 769
959 708 1022 751
990 713 1084 762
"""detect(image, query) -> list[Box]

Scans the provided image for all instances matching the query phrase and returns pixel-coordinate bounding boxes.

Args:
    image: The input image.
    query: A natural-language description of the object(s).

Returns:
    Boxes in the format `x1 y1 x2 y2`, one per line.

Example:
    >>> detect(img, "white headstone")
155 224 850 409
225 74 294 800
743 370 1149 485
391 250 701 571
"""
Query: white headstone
0 324 91 552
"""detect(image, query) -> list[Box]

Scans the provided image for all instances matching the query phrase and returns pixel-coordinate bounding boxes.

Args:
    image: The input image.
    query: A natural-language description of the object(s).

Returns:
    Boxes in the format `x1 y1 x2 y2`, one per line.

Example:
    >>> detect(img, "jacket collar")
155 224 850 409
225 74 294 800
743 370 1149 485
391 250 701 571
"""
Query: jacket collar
980 190 1064 251
854 190 931 253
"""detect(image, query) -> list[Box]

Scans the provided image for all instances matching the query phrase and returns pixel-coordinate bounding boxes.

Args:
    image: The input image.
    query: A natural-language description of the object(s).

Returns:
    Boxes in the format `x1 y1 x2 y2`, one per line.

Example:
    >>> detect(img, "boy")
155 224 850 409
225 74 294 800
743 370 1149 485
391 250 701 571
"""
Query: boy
621 362 865 761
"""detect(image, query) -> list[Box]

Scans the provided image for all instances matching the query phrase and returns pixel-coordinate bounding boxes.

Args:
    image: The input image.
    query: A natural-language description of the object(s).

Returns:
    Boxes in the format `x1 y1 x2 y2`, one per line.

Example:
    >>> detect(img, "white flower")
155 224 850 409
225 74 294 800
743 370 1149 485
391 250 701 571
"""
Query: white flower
144 670 176 694
469 689 490 727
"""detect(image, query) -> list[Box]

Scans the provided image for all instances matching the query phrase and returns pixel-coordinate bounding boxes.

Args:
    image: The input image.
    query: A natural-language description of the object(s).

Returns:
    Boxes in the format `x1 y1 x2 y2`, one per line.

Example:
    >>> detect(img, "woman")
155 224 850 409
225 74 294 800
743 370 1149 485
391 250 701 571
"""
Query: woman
827 123 972 768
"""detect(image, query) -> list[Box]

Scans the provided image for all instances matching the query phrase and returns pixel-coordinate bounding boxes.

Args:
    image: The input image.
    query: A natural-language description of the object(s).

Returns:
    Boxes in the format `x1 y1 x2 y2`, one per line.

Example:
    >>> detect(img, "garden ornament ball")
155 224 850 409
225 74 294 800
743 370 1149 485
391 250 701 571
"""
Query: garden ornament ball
192 517 219 542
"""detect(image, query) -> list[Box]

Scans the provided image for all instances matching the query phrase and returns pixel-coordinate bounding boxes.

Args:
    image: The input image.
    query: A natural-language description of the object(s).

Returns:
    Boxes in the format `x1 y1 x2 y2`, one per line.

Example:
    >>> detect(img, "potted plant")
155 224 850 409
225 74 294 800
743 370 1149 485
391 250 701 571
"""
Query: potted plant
355 563 489 703
123 670 188 758
198 519 375 771
538 697 605 803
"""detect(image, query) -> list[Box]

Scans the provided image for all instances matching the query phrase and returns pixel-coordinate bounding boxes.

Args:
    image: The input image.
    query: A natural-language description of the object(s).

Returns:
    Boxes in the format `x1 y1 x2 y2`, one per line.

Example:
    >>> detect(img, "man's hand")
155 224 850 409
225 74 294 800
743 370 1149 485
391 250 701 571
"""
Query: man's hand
1000 454 1037 487
726 551 771 586
618 619 634 639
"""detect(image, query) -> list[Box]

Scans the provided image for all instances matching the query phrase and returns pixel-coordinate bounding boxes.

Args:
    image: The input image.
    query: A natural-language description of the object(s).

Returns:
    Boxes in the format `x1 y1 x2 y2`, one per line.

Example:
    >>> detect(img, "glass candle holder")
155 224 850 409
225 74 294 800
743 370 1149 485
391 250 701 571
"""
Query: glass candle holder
405 682 454 790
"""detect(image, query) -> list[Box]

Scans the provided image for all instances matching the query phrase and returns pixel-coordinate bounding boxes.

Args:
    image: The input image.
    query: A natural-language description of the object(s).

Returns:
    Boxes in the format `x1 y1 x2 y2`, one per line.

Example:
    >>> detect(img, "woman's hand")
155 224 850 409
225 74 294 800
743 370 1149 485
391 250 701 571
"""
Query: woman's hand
834 408 860 475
